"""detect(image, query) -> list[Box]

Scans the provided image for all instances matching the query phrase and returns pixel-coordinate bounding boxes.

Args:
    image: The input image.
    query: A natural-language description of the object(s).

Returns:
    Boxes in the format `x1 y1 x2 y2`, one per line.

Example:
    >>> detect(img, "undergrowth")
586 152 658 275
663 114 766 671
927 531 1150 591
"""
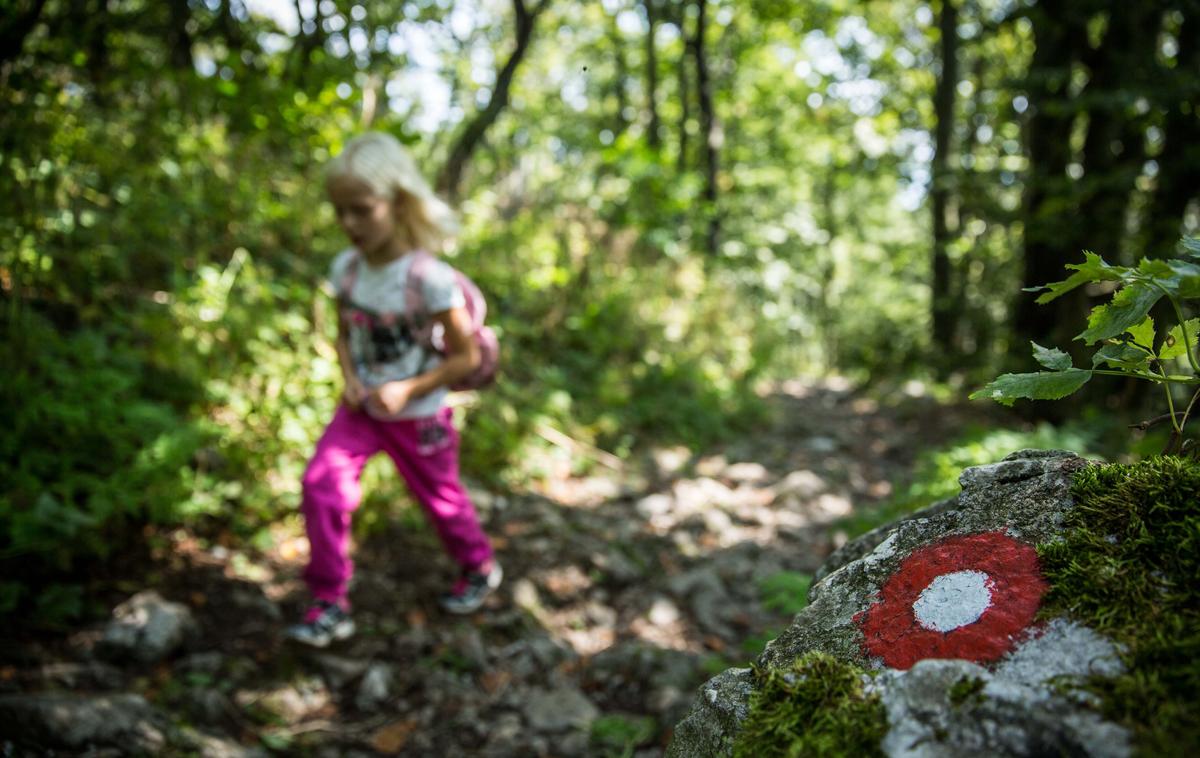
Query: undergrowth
1039 457 1200 756
733 651 886 758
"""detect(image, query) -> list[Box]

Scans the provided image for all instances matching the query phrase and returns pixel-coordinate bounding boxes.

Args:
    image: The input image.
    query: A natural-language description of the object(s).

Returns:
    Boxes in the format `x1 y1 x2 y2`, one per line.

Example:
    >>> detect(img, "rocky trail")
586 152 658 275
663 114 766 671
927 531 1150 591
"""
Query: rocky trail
0 380 996 757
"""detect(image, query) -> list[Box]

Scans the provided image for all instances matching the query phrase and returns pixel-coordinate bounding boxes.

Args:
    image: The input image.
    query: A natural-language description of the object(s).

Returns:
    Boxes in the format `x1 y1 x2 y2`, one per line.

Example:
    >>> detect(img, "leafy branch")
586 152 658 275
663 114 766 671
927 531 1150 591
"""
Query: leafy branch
971 237 1200 454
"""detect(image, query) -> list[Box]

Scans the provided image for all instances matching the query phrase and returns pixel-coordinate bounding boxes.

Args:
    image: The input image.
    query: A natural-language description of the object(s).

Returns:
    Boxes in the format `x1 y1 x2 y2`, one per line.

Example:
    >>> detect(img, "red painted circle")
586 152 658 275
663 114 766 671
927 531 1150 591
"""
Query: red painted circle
854 531 1048 670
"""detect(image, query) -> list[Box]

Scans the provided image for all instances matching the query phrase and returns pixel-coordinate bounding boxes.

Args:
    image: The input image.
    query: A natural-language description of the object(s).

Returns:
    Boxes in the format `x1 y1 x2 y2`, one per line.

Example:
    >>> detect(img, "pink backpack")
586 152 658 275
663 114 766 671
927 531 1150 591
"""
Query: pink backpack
339 250 499 391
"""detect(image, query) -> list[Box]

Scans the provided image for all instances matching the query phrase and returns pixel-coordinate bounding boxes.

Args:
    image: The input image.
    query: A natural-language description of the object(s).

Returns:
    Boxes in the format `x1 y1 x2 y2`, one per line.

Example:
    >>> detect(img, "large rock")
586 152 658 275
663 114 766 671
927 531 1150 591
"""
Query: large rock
0 692 170 751
669 449 1133 758
99 590 200 664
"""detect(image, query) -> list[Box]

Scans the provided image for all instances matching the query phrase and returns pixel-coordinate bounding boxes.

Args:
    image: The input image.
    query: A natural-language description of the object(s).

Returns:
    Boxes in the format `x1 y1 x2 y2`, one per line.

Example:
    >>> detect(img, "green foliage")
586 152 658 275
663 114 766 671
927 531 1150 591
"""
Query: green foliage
758 572 812 616
0 312 210 622
734 652 887 758
590 714 658 758
837 423 1102 539
973 242 1200 451
1038 458 1200 756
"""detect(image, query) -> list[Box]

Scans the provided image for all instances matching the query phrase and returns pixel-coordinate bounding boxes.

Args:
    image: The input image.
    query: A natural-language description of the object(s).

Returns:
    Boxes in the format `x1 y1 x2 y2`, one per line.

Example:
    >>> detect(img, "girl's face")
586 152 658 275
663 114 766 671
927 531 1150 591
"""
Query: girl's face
327 174 402 259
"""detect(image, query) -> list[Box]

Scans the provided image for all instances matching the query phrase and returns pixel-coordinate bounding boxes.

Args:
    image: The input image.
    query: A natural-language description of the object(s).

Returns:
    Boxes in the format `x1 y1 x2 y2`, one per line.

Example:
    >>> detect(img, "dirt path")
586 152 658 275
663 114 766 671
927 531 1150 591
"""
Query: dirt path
2 380 994 757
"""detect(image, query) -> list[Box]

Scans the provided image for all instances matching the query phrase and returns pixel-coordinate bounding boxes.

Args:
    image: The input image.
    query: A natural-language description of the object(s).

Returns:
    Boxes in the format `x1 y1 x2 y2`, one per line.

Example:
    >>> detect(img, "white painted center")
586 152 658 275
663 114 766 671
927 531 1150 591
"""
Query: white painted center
912 570 993 632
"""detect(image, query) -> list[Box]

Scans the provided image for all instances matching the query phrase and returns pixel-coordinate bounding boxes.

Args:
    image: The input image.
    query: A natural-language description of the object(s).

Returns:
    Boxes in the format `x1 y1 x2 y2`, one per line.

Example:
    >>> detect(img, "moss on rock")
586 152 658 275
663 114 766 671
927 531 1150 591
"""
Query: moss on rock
1039 456 1200 756
732 652 886 758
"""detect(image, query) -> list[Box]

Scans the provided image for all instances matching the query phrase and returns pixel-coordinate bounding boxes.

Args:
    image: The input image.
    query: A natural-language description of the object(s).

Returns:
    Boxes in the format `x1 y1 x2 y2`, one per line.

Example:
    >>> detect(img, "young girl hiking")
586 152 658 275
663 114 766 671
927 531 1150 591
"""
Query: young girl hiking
285 131 501 648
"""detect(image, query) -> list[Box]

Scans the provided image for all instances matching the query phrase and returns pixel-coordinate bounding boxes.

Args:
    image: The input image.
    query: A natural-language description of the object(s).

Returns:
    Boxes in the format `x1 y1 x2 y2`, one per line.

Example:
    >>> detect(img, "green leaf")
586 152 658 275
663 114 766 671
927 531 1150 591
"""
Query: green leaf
1166 259 1200 299
1077 281 1165 345
1160 319 1200 361
1031 342 1073 370
1125 316 1155 349
1180 236 1200 261
970 369 1093 406
1031 251 1127 304
1092 343 1150 370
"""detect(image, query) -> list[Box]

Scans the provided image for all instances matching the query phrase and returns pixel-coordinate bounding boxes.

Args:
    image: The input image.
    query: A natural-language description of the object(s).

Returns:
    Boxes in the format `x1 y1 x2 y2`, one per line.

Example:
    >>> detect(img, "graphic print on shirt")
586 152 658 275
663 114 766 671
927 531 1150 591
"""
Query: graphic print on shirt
345 305 419 372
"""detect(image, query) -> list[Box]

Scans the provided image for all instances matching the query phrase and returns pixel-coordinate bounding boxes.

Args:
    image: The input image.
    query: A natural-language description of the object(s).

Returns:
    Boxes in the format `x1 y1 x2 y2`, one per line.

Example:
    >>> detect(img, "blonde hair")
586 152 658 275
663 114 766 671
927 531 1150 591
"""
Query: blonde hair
325 131 459 251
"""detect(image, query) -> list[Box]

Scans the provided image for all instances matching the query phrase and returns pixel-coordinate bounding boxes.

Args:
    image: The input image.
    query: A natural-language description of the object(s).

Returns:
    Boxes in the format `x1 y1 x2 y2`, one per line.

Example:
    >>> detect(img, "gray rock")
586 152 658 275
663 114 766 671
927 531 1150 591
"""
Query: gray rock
484 711 525 753
668 450 1133 757
99 591 199 664
0 692 170 751
523 686 599 733
35 660 125 690
177 651 225 676
874 656 1130 758
179 687 241 729
764 450 1088 672
355 663 394 711
665 668 754 758
814 496 959 584
186 729 269 758
310 653 370 689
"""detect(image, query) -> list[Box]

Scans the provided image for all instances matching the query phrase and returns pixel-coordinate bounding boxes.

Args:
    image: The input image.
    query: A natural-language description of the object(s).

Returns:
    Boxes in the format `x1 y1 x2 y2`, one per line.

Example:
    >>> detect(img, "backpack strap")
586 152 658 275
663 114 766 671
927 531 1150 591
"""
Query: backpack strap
404 250 442 350
336 250 360 303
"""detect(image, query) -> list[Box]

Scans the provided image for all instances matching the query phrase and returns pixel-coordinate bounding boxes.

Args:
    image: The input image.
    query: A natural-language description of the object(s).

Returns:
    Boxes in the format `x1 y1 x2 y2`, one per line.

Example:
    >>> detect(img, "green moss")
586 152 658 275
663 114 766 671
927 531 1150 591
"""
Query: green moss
732 652 887 758
1038 456 1200 756
947 675 986 707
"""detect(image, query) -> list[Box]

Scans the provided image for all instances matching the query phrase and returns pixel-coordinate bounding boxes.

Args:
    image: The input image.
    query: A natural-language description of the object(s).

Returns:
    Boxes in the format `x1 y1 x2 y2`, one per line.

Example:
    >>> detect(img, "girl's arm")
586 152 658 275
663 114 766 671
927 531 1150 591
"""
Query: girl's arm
369 306 480 414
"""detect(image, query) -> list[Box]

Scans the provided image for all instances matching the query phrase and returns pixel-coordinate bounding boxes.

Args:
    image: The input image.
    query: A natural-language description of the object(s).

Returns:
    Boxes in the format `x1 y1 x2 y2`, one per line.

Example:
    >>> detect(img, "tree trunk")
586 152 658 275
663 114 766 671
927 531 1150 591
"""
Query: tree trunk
0 0 49 69
692 0 719 257
167 0 193 71
1143 11 1200 259
1073 3 1160 266
931 0 959 365
437 0 548 204
1014 2 1089 358
677 16 691 173
643 0 661 149
608 10 631 136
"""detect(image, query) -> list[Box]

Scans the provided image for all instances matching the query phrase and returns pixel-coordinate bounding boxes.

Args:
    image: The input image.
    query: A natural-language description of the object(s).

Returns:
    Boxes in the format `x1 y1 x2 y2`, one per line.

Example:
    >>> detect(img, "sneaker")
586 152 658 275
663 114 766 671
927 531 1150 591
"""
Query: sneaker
439 562 503 615
283 600 355 648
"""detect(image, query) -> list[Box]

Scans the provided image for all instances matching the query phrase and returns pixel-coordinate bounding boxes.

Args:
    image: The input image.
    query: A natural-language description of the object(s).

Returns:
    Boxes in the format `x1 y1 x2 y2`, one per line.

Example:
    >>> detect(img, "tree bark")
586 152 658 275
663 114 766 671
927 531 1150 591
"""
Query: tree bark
167 0 194 71
608 9 631 136
1143 11 1200 259
437 0 549 204
677 15 691 173
643 0 661 148
1014 1 1089 357
1072 3 1160 267
692 0 720 257
0 0 49 69
931 0 959 364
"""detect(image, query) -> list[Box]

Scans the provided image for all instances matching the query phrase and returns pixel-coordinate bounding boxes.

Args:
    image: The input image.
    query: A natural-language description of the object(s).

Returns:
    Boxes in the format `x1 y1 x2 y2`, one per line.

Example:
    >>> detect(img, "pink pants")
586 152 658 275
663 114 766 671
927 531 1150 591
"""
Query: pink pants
300 404 494 604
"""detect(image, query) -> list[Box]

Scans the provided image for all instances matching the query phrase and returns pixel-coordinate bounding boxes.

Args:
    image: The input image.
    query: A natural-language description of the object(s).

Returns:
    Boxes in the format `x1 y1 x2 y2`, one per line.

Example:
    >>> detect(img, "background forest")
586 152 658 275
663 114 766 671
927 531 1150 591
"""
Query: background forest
2 0 1198 629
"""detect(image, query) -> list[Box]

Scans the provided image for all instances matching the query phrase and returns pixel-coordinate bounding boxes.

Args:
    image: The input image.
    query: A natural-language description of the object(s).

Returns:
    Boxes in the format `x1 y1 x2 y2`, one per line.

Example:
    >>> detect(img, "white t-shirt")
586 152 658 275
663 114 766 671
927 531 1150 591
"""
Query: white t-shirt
329 248 465 419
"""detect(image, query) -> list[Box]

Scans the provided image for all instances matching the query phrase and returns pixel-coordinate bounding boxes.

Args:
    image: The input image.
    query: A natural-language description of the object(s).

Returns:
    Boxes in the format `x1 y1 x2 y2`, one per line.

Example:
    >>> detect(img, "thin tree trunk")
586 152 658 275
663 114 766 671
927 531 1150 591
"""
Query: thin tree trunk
1144 12 1200 258
1073 3 1159 265
167 0 194 71
677 20 691 172
608 10 630 136
931 0 959 365
693 0 719 256
643 0 661 148
437 0 549 204
1015 1 1088 357
0 0 49 69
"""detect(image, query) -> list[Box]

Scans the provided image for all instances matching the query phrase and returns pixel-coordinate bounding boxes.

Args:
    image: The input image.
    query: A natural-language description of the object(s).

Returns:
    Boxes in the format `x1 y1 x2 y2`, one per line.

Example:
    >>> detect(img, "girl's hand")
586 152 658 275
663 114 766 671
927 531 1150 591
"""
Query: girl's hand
367 380 415 416
343 376 368 409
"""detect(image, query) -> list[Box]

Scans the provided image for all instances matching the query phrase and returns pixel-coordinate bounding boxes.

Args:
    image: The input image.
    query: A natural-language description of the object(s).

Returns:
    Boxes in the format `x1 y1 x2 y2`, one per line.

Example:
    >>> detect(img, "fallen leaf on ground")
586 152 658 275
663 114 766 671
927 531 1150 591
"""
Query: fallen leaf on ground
370 718 418 754
480 669 512 694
